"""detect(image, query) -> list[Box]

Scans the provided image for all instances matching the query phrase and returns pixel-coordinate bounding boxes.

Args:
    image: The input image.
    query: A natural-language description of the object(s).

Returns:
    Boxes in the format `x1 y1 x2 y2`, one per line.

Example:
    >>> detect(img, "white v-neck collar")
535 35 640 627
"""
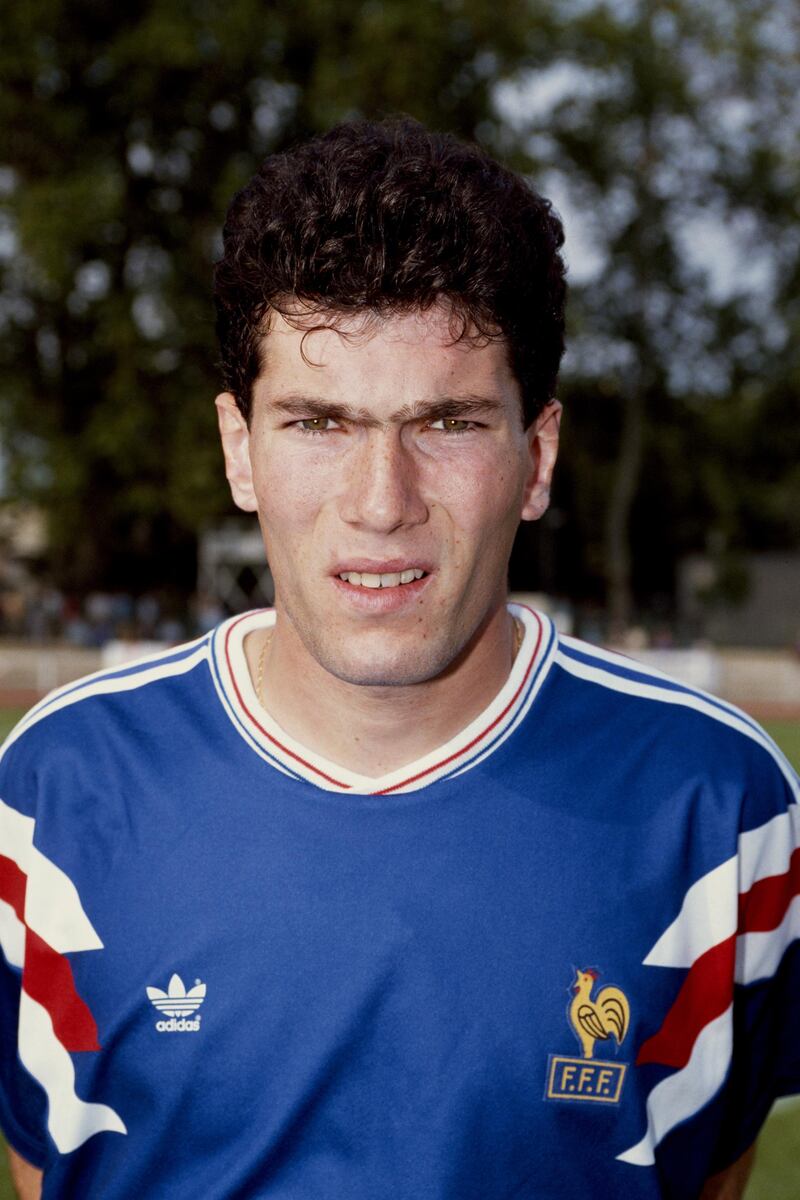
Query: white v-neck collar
209 602 556 795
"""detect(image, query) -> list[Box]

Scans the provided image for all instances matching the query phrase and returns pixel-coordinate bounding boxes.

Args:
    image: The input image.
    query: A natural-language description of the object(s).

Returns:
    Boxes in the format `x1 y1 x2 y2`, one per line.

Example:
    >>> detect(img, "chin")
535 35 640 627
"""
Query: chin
307 636 458 689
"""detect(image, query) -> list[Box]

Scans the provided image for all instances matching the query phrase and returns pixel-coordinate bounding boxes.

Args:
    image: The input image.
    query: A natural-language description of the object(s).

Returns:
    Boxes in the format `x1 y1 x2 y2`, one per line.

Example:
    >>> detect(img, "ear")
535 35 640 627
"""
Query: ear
215 393 258 513
520 400 562 522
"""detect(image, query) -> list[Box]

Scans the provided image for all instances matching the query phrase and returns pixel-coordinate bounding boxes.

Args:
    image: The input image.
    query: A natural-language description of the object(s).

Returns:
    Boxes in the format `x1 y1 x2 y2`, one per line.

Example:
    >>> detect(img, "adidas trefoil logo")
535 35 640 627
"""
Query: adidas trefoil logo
147 973 206 1033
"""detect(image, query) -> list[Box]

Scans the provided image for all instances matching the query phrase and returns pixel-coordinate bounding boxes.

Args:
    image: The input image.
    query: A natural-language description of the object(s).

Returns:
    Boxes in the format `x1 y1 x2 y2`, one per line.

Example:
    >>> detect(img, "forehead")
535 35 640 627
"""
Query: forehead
255 305 518 410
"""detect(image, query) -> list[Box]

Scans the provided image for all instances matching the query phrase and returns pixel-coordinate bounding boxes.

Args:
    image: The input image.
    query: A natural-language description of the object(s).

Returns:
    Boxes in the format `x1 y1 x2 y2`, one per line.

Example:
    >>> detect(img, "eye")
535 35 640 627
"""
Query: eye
428 417 475 434
295 416 340 434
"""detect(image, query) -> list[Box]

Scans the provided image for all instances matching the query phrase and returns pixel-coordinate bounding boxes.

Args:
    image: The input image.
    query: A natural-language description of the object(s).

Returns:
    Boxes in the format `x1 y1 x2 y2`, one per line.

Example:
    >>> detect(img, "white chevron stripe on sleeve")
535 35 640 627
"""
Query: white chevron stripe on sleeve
18 991 126 1153
616 1007 733 1167
736 894 800 986
0 798 102 953
645 807 800 969
644 857 737 969
739 804 800 893
0 896 24 969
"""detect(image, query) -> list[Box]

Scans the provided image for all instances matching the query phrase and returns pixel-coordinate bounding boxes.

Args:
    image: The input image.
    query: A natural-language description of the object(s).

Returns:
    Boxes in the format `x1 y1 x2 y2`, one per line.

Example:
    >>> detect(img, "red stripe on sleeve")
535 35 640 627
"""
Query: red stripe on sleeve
636 935 735 1069
23 927 101 1052
738 847 800 934
0 854 27 921
1 853 102 1051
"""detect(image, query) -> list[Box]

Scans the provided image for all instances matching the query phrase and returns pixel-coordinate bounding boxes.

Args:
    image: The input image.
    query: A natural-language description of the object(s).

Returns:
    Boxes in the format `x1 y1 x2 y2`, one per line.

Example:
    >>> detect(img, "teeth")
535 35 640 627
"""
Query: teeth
338 569 426 588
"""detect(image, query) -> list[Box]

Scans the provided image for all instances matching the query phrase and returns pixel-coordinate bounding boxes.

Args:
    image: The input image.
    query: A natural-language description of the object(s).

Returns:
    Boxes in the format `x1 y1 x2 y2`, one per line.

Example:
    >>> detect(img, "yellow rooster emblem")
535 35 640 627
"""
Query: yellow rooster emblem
568 968 630 1060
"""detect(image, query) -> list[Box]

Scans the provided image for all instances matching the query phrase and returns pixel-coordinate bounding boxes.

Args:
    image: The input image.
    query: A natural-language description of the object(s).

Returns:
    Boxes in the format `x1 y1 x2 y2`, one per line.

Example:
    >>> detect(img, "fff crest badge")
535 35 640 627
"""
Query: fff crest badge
546 968 630 1105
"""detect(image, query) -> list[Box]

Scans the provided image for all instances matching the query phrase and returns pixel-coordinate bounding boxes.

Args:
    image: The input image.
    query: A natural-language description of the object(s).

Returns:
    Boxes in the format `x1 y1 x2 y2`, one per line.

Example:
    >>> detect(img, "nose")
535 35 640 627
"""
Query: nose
338 431 429 533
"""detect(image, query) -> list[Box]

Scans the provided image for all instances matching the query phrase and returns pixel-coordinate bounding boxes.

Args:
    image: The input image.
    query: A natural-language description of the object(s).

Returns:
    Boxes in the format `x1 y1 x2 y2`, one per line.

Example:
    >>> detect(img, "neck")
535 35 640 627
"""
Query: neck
246 605 521 778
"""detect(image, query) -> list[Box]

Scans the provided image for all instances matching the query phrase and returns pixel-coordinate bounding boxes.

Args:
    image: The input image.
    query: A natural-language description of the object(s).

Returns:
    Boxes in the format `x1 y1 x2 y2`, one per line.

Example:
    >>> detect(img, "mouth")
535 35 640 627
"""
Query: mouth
330 562 433 611
336 568 427 590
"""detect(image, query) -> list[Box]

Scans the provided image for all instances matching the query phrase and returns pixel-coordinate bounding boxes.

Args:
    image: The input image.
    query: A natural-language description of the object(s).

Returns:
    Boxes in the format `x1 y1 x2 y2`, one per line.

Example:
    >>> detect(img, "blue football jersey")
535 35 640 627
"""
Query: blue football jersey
1 603 798 1199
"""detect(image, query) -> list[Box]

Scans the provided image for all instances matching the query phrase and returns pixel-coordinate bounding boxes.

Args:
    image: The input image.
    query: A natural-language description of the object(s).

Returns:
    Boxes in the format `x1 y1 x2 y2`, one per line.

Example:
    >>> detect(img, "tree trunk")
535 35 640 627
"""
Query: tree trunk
605 386 645 640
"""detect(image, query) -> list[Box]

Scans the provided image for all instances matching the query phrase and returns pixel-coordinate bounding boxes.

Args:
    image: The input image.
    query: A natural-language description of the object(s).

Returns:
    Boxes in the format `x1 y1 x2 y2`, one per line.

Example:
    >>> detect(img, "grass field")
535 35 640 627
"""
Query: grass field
0 709 797 1198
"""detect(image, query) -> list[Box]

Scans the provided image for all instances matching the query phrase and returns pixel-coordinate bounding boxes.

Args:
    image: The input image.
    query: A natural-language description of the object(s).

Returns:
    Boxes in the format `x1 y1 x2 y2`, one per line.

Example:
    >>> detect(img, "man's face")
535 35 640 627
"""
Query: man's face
216 304 560 687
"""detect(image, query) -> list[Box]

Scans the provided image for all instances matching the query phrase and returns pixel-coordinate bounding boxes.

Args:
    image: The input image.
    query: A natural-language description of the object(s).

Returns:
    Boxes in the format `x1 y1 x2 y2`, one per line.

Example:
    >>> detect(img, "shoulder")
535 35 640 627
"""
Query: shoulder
549 632 798 820
553 632 752 735
552 633 796 772
0 633 213 792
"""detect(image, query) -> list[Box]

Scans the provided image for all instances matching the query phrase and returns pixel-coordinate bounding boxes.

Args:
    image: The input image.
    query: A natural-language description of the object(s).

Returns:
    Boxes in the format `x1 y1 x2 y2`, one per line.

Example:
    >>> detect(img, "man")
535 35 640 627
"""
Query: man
1 118 798 1199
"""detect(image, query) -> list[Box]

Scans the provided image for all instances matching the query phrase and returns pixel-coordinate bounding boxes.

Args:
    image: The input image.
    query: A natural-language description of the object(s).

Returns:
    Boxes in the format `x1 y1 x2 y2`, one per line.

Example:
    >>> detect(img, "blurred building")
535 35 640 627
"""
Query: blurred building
680 553 800 649
197 522 274 613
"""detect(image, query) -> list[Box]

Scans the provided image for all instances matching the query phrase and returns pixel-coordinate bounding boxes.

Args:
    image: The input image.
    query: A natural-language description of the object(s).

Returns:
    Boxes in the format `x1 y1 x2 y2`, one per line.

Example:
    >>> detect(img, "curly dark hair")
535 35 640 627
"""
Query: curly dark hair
213 117 567 427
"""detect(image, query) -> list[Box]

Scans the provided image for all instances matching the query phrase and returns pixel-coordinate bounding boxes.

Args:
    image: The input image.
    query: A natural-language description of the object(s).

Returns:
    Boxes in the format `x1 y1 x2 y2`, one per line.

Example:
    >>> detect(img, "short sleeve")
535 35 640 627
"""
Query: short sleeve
618 734 800 1190
714 756 800 1169
0 737 49 1166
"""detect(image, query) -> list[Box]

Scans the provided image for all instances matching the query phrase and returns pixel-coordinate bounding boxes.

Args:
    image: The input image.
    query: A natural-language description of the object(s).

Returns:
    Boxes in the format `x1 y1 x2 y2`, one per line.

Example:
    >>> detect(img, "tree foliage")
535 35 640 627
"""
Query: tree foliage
0 0 797 621
0 0 543 592
501 0 800 628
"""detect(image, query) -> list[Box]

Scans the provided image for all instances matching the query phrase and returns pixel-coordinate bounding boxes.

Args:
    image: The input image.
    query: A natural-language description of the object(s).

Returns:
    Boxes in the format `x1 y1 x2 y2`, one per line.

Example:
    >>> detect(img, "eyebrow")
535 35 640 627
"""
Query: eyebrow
266 393 505 426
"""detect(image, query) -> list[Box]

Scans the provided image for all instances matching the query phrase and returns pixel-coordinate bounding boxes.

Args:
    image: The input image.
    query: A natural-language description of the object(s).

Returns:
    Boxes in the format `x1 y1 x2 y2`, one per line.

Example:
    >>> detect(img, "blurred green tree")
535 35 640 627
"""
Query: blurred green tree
0 0 542 593
501 0 800 631
0 0 798 623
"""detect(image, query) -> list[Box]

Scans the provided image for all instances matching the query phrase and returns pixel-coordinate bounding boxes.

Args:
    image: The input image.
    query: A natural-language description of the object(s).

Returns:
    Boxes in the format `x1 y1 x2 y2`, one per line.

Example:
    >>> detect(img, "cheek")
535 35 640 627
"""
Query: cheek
426 450 525 535
253 447 327 516
251 448 341 559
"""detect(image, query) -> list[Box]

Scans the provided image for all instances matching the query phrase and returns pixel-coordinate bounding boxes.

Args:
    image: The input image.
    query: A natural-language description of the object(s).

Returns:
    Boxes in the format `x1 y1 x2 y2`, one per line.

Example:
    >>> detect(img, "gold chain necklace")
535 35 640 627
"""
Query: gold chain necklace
513 614 523 659
255 617 524 711
256 629 272 708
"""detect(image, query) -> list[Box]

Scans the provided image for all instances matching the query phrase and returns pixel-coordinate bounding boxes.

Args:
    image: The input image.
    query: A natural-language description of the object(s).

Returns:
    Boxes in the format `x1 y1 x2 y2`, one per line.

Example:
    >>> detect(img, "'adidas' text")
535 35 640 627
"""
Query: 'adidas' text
156 1016 202 1033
